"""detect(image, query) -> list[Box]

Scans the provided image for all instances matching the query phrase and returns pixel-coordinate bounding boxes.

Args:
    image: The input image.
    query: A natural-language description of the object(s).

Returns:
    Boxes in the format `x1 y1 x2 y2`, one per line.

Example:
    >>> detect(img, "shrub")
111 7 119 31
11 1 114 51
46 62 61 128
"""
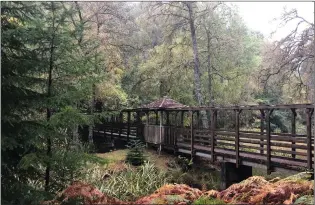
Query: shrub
95 161 170 201
125 139 146 166
176 155 193 172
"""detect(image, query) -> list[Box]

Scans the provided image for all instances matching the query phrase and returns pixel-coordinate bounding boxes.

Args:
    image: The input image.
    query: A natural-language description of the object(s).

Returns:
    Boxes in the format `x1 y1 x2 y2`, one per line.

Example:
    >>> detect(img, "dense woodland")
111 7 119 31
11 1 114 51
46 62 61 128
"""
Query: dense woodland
1 1 314 204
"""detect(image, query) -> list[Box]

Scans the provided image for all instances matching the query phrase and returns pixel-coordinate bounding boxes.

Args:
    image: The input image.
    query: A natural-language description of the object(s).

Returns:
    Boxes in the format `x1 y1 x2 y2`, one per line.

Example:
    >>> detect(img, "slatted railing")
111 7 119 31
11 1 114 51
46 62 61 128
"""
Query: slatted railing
93 104 314 172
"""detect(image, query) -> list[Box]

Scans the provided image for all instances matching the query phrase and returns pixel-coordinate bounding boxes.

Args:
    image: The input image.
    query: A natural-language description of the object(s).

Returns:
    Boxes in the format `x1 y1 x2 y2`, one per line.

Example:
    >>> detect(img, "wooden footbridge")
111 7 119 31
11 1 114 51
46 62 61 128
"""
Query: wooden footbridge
93 98 314 175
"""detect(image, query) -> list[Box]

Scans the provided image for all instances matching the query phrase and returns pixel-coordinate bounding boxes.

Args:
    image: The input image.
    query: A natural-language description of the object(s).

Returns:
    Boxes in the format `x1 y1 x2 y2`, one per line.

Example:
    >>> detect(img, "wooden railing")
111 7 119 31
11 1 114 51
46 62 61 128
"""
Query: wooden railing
93 104 314 173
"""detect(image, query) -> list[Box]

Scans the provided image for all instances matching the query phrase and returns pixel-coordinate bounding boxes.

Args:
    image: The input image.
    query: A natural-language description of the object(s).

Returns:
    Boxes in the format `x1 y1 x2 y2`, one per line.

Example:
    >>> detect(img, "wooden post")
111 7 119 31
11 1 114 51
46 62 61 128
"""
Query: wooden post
175 111 179 127
103 118 108 142
145 111 149 147
110 115 114 141
266 109 274 174
166 111 170 146
159 110 163 154
259 109 265 155
173 111 178 149
211 109 217 163
119 112 123 138
181 111 185 127
190 110 194 159
127 111 131 142
136 111 141 140
235 109 241 168
155 111 159 125
306 108 314 170
196 111 200 129
291 108 296 159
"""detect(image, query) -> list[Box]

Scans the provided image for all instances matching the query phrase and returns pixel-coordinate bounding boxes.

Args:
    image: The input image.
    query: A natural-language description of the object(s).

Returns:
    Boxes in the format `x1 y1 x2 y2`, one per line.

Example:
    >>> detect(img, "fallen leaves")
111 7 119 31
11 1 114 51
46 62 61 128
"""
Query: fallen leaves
42 172 314 205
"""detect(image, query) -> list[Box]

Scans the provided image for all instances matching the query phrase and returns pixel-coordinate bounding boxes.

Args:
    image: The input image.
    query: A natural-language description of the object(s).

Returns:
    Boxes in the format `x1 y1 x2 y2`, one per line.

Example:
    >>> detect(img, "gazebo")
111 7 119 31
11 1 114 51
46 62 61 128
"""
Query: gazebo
140 96 188 153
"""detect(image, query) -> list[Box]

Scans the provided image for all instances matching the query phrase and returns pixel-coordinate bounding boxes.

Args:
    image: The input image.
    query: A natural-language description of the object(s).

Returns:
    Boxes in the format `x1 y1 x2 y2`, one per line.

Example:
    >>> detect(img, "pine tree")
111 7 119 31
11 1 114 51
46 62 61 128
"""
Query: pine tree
2 2 102 203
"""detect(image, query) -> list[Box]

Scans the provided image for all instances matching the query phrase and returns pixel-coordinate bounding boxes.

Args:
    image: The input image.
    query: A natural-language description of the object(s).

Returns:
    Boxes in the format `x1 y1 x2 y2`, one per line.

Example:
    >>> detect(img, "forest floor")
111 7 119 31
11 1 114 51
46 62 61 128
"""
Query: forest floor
43 147 314 205
96 148 176 171
96 147 293 179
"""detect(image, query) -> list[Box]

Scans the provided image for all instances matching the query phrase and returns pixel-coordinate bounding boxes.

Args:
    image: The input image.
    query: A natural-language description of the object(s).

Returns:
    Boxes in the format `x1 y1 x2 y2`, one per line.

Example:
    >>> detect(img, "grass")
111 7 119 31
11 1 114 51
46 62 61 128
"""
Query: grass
96 149 128 164
96 148 176 171
80 161 170 201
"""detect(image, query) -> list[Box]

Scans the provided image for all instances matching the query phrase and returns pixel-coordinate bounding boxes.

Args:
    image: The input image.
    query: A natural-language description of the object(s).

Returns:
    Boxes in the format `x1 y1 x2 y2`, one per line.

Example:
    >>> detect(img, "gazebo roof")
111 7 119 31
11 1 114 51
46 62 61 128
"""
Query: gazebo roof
141 96 187 109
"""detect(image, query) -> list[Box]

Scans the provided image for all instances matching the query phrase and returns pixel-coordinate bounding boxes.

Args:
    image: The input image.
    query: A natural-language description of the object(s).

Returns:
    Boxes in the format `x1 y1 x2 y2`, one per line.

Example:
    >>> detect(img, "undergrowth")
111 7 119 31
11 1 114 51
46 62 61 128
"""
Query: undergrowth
81 161 169 201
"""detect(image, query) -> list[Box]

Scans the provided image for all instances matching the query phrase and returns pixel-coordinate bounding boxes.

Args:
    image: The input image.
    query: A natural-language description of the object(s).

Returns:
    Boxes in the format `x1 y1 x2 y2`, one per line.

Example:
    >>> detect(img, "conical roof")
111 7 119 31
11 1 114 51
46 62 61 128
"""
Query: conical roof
141 96 187 109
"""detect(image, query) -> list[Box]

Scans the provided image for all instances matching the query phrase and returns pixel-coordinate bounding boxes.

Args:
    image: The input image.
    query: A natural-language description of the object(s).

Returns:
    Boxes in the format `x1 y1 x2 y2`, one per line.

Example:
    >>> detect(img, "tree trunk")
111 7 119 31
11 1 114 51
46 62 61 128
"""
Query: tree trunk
45 2 55 191
88 14 102 145
186 2 208 128
312 3 315 197
206 30 214 106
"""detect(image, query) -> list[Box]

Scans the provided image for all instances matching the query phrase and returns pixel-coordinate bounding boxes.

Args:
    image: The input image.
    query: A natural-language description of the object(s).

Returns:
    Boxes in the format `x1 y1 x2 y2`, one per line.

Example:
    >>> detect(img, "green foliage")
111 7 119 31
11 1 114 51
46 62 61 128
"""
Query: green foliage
176 155 193 172
1 2 104 203
126 139 147 166
18 143 108 193
193 196 226 205
84 161 169 201
167 158 220 190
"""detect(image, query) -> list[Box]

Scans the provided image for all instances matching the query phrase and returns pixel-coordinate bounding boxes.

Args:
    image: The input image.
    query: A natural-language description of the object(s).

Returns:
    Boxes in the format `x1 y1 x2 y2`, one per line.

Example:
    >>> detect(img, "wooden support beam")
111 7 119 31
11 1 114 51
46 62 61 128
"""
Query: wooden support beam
291 108 296 159
110 115 114 141
127 111 131 142
136 111 141 139
235 109 241 168
166 111 170 145
211 110 217 163
266 109 274 174
145 111 149 147
190 111 194 159
259 109 265 155
196 111 200 129
181 111 185 127
306 108 314 170
145 111 149 125
155 111 159 125
174 111 178 127
119 112 123 138
103 119 106 139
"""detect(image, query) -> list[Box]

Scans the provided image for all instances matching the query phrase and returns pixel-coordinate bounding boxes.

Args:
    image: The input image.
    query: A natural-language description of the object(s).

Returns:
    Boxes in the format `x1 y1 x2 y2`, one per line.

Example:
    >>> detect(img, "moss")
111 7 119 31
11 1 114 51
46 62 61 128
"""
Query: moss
294 195 314 205
280 172 313 182
193 196 226 205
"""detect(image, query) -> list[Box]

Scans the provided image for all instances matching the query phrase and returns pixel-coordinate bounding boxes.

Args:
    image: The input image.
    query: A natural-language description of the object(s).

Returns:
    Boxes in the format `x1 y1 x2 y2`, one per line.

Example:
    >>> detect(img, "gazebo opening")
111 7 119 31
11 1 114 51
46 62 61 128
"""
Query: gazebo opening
140 96 188 151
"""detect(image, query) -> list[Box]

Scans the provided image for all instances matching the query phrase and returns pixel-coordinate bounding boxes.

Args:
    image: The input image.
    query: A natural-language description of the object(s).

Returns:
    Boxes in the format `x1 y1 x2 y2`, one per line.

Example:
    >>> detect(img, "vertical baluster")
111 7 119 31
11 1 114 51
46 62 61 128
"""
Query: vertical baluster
291 108 296 158
266 109 274 174
260 109 265 154
211 109 217 163
190 110 194 159
306 108 313 170
235 109 241 168
127 111 131 142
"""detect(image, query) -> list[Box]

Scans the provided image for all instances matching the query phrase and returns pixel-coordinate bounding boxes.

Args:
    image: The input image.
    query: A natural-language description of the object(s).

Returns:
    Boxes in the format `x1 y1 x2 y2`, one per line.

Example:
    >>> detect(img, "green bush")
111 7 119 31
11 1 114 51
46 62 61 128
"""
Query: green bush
176 155 193 172
126 139 147 166
167 158 220 190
